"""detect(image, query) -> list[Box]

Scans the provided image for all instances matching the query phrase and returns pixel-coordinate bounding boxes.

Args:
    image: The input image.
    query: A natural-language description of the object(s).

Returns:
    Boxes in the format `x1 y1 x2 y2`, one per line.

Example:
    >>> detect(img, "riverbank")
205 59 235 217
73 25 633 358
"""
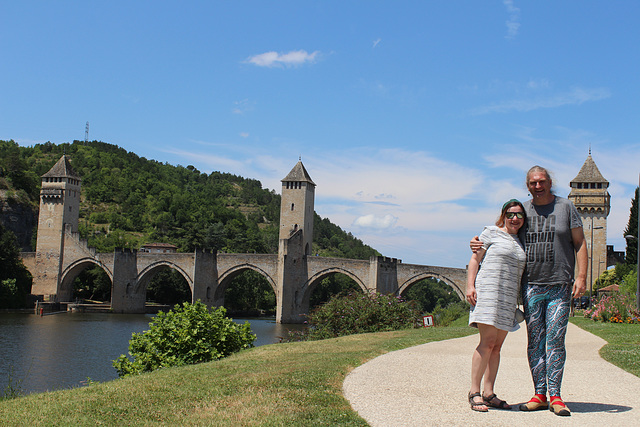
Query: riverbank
0 319 476 425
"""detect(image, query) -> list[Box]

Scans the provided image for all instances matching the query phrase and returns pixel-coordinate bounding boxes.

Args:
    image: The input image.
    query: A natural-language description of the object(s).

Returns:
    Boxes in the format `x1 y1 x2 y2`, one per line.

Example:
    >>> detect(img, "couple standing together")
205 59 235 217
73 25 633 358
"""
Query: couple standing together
466 166 588 417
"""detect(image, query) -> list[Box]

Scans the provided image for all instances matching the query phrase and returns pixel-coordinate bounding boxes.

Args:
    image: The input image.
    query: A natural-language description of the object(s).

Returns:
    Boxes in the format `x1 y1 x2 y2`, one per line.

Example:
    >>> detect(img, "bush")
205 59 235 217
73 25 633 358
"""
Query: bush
113 301 255 377
620 270 638 295
286 292 422 342
583 294 640 324
428 301 470 327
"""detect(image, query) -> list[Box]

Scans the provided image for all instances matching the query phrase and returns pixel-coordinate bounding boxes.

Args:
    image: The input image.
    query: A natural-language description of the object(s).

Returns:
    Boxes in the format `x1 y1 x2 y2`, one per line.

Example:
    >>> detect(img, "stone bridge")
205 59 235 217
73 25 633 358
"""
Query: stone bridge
22 227 467 322
21 155 468 323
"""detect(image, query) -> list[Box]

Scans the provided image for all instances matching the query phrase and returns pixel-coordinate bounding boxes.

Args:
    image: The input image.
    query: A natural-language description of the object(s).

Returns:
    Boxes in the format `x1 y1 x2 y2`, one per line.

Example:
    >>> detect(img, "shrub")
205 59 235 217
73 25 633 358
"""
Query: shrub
113 301 255 377
286 292 422 342
620 270 638 295
429 301 470 327
584 294 640 324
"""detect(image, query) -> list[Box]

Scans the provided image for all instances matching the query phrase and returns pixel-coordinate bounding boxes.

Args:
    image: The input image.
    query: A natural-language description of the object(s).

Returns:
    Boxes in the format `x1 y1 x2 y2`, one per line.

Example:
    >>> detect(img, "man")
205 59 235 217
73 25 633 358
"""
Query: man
471 165 587 416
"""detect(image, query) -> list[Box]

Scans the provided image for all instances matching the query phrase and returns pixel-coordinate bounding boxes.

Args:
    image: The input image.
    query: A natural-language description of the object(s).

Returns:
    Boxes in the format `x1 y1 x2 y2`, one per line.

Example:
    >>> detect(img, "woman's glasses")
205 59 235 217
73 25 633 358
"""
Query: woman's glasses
506 212 524 219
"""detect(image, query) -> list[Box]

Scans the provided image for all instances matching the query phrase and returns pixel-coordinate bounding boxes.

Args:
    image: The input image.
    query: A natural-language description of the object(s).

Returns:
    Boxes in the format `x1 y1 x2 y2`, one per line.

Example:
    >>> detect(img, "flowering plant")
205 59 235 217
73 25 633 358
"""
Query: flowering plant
584 294 639 324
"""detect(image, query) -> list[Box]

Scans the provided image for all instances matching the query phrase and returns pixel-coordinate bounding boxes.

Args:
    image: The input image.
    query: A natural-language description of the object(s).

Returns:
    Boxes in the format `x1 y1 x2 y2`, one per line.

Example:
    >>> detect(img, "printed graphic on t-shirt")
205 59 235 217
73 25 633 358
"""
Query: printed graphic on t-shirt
526 214 555 262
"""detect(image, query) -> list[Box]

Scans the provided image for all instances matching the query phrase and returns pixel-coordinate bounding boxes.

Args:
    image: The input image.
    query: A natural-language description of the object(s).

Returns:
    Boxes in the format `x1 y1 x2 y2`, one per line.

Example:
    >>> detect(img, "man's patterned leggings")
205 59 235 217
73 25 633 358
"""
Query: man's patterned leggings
522 283 571 397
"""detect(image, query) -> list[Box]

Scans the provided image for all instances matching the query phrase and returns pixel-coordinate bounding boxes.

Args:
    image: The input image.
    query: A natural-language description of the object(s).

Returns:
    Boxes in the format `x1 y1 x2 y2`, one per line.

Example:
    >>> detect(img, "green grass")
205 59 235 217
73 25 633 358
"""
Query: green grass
570 316 640 378
0 317 475 426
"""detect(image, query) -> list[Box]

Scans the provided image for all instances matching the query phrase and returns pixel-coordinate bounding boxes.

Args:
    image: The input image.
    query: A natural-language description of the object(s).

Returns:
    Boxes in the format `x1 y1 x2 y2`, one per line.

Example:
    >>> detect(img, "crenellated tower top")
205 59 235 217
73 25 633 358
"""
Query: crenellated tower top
568 154 610 216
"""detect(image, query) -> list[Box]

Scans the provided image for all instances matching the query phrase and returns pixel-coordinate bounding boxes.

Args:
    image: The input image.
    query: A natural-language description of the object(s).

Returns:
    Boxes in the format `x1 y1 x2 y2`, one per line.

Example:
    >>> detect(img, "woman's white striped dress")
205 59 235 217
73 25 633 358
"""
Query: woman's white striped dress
469 226 526 332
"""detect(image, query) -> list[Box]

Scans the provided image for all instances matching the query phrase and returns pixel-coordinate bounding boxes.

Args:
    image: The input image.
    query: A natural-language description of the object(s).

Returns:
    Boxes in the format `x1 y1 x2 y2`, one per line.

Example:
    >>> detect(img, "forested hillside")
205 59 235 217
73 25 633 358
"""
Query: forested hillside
0 139 378 259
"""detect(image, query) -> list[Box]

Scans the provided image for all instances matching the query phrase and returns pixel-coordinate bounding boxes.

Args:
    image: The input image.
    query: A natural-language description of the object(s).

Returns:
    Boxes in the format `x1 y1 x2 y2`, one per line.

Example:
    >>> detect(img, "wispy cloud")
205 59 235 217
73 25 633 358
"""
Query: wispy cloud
504 0 521 39
472 86 611 115
245 50 320 68
232 99 255 115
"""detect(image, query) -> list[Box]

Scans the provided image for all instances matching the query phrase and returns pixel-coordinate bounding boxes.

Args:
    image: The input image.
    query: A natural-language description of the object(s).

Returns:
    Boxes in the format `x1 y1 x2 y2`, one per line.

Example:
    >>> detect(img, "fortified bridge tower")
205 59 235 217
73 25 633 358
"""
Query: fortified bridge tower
31 155 82 300
568 152 610 291
276 161 316 322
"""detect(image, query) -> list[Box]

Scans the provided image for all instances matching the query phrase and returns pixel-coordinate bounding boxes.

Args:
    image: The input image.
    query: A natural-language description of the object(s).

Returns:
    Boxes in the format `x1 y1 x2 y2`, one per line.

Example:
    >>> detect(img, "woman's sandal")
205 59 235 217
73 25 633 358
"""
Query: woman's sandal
483 393 511 409
519 394 549 411
549 396 571 416
468 392 488 412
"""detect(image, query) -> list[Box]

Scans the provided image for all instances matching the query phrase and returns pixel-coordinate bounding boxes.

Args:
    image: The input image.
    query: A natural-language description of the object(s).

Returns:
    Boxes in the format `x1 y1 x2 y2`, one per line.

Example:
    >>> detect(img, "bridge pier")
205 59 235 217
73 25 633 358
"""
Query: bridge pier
370 256 399 294
192 249 217 305
276 231 308 324
111 249 145 314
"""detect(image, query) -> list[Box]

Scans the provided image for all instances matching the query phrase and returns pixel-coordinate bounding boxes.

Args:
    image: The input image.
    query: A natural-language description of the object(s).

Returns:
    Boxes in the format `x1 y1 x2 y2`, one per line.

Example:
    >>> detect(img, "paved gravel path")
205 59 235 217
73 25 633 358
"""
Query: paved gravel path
343 321 640 426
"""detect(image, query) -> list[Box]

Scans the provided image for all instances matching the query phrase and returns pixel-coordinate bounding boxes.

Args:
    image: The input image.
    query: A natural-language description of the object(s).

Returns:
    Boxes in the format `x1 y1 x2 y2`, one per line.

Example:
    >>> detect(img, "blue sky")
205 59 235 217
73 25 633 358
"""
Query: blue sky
2 1 639 268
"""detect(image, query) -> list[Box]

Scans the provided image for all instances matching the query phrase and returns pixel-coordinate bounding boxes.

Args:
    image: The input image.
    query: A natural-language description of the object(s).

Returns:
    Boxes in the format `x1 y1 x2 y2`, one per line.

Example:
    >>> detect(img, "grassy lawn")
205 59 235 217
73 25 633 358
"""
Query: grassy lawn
0 317 475 426
570 315 640 378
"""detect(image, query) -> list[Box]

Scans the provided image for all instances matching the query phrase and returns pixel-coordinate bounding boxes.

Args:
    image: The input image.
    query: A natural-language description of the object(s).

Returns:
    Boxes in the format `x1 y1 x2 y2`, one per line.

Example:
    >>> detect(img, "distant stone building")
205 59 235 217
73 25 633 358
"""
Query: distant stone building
140 243 178 253
568 153 610 292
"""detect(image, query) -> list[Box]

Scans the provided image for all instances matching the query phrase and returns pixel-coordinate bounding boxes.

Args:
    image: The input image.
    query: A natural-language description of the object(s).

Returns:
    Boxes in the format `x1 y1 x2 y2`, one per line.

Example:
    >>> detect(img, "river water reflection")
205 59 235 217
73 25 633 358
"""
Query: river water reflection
0 312 305 395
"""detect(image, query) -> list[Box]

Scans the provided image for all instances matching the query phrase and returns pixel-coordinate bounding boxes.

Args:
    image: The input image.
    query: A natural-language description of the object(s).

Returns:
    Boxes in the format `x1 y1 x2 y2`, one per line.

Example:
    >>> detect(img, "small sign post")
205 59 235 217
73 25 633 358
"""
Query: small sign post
423 315 434 327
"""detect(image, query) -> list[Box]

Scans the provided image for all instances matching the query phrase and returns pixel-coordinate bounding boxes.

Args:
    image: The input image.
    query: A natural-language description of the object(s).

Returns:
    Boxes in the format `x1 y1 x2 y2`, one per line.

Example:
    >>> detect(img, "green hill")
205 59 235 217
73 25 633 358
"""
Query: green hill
0 139 378 259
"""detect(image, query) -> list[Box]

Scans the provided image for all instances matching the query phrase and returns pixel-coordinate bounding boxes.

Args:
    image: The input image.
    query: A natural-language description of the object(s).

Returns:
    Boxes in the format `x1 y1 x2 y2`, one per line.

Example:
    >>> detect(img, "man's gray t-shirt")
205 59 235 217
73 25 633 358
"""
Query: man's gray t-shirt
523 197 583 286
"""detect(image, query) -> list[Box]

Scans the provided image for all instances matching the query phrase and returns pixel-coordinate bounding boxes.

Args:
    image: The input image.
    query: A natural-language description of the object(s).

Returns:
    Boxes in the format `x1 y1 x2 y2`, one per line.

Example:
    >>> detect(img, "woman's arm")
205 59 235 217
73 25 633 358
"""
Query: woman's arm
466 248 486 306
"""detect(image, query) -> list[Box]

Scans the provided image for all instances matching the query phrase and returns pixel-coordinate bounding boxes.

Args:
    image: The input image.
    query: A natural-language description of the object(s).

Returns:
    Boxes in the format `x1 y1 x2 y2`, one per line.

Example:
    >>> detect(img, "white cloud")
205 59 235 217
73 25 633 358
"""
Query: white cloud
245 50 320 68
526 78 550 90
353 214 397 230
472 86 611 115
504 0 521 39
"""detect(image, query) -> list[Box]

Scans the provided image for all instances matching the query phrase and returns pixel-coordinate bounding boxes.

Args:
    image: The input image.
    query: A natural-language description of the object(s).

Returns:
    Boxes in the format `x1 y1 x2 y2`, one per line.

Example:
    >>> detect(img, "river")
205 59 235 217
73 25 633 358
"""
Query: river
0 312 305 396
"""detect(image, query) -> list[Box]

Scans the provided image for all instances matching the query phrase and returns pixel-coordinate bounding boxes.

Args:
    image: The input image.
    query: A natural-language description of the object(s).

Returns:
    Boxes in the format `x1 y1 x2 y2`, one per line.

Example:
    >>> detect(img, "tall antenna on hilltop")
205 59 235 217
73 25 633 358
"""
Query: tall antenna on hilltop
85 121 89 144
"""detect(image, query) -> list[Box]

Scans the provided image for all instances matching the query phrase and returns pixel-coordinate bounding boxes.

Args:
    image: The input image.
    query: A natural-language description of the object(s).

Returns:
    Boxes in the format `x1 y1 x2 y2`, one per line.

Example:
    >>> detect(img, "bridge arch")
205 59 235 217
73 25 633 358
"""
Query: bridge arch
398 272 465 301
136 261 194 297
215 264 277 302
301 267 368 309
59 258 114 302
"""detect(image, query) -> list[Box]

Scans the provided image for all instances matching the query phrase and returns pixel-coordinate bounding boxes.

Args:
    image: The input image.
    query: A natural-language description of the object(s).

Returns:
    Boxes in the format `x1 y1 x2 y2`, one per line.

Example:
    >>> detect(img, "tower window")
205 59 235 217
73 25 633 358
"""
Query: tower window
291 203 295 211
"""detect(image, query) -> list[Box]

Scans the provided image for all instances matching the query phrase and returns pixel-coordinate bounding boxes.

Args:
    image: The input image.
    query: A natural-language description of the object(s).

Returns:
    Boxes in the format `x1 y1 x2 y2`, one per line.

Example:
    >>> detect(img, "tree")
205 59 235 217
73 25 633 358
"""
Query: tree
404 278 461 312
624 187 639 265
309 274 361 308
0 223 32 308
593 263 633 292
113 301 255 377
146 269 192 305
224 270 276 315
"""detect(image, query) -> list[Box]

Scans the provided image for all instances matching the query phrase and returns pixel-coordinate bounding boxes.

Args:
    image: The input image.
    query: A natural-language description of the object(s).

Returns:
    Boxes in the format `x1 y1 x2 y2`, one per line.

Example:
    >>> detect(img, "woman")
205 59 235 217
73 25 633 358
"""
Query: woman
466 199 526 412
